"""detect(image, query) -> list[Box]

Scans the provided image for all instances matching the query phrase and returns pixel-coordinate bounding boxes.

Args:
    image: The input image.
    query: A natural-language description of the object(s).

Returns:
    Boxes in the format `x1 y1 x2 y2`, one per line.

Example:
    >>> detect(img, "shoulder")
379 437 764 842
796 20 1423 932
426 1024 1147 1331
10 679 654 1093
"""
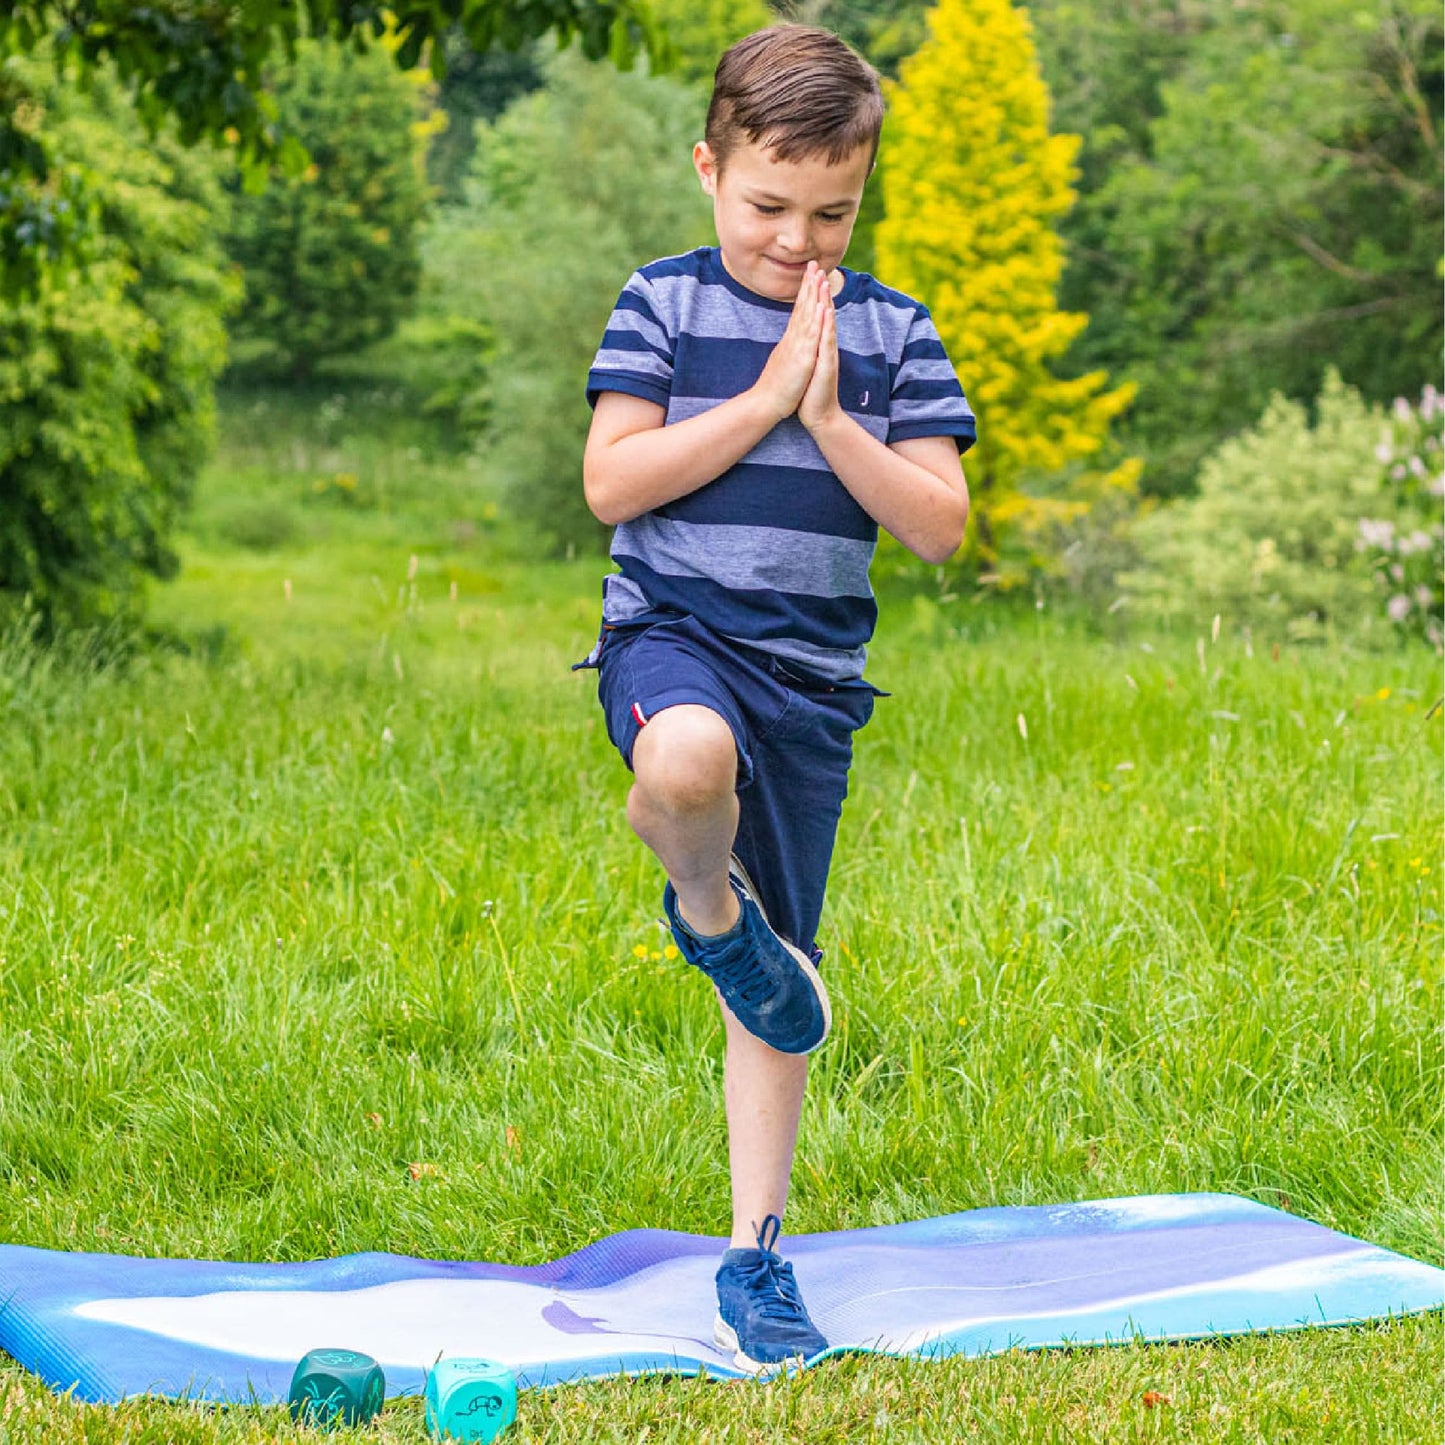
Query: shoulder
842 270 932 323
632 248 710 285
617 249 715 330
836 271 938 364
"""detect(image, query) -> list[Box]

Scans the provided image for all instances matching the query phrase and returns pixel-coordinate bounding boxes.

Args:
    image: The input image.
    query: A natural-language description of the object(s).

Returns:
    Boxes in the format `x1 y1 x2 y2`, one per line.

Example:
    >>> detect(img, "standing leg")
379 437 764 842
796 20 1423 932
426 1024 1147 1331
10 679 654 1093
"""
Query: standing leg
722 1003 808 1247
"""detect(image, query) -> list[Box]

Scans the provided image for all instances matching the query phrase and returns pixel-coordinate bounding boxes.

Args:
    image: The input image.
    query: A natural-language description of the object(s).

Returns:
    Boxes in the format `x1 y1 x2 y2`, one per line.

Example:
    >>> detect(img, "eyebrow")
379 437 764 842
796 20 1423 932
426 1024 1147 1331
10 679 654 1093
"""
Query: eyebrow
748 191 857 209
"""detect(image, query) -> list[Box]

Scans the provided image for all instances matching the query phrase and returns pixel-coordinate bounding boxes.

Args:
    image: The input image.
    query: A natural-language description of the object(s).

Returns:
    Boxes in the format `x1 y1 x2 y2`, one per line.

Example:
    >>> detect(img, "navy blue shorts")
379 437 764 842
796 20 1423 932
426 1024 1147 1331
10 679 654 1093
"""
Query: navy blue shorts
583 613 876 962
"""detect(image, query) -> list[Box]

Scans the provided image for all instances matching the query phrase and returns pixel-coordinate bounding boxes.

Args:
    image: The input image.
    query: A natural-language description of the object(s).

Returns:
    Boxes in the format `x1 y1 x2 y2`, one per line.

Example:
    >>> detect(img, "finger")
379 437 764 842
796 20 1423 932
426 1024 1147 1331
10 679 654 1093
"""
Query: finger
793 262 818 309
786 269 817 336
813 280 832 342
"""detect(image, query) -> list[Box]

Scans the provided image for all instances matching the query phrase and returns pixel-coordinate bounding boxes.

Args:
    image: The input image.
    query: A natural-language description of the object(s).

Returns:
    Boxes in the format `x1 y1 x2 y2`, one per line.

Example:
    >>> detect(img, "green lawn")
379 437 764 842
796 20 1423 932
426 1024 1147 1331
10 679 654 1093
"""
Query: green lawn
0 384 1440 1440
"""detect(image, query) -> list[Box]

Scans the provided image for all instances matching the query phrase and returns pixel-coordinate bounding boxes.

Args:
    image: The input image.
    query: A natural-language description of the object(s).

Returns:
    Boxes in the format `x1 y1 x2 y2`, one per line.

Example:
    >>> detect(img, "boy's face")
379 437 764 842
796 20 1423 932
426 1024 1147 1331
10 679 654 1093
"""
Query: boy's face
693 137 873 302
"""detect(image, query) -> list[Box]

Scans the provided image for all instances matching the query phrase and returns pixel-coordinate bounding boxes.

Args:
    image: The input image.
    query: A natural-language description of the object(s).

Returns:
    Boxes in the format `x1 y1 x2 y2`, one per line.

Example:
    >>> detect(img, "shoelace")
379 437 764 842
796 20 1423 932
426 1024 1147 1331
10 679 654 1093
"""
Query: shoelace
736 1214 809 1323
701 915 777 1009
735 1253 808 1322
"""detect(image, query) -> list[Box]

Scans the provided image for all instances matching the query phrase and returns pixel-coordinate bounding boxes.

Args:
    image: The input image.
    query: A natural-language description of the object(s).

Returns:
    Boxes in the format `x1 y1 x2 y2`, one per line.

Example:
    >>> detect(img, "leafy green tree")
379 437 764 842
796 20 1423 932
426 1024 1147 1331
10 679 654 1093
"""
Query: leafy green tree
1042 0 1443 497
0 60 237 627
876 0 1137 580
1025 0 1211 433
459 50 712 550
0 0 662 301
772 0 930 77
428 31 544 202
225 35 433 378
651 0 774 82
426 0 769 201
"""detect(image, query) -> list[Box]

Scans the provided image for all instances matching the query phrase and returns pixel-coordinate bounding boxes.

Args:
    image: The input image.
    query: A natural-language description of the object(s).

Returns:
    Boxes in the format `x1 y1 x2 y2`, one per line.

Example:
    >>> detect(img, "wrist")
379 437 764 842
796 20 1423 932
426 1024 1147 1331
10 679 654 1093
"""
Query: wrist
802 404 850 444
744 380 794 430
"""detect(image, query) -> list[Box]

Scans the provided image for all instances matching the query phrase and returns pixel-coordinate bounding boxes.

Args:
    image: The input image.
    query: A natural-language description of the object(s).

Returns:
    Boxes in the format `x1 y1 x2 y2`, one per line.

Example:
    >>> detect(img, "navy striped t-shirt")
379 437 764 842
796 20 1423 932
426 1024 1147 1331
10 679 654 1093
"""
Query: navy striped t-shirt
587 246 976 682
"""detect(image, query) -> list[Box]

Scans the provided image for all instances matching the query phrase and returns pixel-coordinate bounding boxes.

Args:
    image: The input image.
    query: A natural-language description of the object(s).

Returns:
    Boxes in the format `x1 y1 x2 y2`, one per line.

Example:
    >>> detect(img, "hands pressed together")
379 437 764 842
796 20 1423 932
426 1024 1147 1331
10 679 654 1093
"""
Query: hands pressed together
753 262 844 436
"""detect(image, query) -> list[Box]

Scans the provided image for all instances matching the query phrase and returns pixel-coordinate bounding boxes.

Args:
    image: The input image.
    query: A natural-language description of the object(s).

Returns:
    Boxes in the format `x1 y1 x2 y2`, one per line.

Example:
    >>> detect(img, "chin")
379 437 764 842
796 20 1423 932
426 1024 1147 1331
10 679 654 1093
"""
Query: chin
756 269 805 300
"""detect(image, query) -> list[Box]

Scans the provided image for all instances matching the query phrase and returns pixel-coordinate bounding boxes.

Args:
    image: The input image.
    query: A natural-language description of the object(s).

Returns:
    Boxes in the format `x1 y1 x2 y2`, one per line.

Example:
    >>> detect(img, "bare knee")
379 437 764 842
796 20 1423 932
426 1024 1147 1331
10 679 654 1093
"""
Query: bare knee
631 704 737 815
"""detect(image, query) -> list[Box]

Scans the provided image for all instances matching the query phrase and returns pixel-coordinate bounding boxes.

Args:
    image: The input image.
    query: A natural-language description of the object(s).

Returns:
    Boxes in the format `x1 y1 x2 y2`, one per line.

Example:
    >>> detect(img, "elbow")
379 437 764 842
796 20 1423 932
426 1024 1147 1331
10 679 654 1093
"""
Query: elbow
916 536 961 567
582 464 627 527
915 495 970 566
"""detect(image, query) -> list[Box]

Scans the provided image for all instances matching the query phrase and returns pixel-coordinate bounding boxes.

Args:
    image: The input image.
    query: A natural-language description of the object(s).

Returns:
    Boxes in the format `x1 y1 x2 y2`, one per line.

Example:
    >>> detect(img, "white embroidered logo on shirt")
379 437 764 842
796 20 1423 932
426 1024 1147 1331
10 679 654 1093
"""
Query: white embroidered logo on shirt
859 390 870 408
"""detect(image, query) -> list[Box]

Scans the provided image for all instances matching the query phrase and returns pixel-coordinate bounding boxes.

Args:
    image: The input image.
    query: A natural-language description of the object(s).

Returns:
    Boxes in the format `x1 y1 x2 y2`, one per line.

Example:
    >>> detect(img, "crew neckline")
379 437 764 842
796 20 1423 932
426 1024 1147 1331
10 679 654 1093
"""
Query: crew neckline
704 246 862 311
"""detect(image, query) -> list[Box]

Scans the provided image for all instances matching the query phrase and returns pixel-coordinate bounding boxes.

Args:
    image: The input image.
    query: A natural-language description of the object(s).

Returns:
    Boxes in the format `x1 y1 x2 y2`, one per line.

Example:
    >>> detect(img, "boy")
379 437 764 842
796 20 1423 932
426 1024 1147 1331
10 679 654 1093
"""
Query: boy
578 24 975 1372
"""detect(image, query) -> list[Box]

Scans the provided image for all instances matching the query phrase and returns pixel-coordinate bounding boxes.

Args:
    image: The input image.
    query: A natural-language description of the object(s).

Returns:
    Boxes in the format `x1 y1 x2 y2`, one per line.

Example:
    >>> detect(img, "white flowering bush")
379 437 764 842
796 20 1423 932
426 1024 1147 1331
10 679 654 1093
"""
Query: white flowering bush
1121 371 1442 645
1354 386 1444 649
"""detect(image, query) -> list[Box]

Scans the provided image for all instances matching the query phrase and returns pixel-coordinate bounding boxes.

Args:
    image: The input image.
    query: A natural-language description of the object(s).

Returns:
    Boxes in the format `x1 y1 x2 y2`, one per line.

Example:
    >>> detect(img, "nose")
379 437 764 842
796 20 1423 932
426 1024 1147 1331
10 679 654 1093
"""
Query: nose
777 216 811 256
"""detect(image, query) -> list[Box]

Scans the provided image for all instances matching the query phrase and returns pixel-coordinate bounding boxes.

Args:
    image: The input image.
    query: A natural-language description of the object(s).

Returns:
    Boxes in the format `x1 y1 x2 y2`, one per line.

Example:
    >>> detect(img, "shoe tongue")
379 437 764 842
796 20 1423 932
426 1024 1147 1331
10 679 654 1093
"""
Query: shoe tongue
720 1246 774 1268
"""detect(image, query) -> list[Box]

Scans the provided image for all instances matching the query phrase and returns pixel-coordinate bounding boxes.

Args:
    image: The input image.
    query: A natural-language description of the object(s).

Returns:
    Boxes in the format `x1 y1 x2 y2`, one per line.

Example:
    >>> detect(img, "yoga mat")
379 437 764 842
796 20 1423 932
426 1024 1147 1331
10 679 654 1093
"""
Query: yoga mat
0 1193 1438 1405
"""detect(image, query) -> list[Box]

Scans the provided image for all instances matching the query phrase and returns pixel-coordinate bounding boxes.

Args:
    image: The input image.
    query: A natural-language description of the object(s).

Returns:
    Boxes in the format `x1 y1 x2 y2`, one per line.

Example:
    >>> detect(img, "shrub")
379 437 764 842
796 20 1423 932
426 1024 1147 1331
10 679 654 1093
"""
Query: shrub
458 49 711 552
1120 370 1435 642
0 60 236 629
224 34 433 379
1354 386 1444 649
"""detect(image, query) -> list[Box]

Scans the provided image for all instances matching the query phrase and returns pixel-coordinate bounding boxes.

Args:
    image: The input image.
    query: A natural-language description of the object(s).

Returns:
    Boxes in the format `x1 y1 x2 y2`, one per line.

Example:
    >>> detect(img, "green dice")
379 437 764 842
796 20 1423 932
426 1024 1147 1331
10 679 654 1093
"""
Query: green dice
424 1357 517 1442
287 1347 386 1429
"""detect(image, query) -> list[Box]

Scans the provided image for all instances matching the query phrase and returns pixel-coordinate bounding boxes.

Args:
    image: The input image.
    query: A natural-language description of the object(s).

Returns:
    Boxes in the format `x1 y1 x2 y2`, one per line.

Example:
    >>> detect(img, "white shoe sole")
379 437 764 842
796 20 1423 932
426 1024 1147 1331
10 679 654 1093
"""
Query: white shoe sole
728 854 833 1053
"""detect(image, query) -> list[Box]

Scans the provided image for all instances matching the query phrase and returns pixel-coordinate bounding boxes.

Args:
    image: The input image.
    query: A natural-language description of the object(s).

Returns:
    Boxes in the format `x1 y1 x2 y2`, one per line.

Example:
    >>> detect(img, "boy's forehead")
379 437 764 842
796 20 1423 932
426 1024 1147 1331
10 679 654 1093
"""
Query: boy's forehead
721 137 872 201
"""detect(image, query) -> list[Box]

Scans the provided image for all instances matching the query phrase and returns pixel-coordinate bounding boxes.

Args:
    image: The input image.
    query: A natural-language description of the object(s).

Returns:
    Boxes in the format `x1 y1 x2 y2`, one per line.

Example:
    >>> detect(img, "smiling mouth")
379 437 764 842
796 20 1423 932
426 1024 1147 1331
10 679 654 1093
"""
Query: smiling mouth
766 257 812 270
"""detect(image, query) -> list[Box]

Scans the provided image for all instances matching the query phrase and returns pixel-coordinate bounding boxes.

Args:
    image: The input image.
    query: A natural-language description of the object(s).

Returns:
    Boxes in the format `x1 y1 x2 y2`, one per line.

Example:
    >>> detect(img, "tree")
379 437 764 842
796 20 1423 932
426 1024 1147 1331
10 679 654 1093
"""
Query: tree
459 50 712 551
0 59 237 627
427 30 544 202
1035 0 1443 497
0 0 662 301
875 0 1137 579
649 0 774 83
425 0 770 201
225 34 433 378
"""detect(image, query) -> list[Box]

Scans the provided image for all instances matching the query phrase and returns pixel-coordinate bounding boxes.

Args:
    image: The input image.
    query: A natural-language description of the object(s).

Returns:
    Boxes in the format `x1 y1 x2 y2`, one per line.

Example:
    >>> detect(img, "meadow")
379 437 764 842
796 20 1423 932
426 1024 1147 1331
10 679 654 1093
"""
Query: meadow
0 381 1440 1442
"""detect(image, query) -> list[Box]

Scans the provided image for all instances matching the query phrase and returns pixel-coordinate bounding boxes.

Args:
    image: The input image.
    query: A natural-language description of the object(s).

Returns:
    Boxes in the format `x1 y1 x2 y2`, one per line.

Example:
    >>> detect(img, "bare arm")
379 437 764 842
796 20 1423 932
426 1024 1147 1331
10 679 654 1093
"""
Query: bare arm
799 274 970 565
582 262 835 527
809 423 970 566
582 390 780 526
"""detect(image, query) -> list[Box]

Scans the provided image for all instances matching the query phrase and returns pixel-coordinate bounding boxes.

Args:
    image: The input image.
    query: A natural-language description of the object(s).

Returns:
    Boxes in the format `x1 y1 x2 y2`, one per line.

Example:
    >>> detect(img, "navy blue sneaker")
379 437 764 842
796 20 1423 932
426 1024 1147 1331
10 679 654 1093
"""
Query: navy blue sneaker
714 1215 828 1374
663 856 831 1054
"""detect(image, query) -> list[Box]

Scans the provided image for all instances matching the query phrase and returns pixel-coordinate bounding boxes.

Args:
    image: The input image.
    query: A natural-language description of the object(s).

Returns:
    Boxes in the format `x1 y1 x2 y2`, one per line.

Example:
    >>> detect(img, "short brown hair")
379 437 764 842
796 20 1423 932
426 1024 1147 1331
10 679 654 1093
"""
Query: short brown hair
705 25 883 170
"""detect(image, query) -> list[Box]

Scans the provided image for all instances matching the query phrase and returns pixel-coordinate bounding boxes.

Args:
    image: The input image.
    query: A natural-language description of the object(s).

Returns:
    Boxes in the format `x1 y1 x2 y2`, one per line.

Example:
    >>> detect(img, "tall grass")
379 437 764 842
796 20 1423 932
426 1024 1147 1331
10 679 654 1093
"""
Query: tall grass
0 382 1438 1441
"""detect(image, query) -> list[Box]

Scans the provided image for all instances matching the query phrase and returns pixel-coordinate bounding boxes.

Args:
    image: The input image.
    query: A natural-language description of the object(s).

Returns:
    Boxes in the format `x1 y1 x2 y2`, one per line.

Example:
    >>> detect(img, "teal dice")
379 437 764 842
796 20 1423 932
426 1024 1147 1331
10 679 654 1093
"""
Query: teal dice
424 1357 518 1442
288 1347 386 1429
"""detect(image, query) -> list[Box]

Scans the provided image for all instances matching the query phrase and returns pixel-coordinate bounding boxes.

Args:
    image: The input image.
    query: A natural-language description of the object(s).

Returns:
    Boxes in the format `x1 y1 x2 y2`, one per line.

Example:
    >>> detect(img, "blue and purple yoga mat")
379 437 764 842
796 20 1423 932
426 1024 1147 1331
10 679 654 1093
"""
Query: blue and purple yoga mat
1 1193 1439 1404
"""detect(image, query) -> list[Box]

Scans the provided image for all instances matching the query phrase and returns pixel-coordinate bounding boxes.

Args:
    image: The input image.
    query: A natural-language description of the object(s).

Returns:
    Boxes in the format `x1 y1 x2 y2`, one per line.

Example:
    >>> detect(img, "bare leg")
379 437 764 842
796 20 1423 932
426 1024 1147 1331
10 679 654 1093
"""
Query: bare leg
722 1002 808 1248
627 703 807 1248
627 704 740 936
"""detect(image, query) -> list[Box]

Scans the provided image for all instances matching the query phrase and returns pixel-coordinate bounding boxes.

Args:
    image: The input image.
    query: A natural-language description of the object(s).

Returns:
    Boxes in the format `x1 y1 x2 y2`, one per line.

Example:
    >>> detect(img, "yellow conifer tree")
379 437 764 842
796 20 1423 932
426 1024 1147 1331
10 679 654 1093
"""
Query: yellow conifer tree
876 0 1138 579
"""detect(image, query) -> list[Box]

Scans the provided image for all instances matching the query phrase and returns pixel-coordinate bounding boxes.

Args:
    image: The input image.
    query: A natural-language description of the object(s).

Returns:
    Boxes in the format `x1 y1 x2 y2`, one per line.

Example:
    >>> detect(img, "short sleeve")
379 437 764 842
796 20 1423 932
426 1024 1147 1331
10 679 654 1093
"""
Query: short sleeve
586 272 675 411
887 306 977 453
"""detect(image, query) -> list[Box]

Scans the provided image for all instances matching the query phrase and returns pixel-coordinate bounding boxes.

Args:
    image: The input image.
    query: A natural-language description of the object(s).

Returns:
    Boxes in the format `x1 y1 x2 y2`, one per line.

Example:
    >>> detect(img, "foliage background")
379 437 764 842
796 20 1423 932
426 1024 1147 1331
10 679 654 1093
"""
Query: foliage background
224 34 435 379
450 49 713 551
2 0 1440 628
0 6 1439 1438
0 58 236 628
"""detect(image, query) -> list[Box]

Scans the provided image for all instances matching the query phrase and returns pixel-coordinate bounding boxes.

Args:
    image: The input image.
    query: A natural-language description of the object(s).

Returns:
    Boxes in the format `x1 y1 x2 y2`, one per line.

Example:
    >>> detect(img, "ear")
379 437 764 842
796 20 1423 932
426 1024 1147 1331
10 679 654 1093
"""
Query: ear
693 141 720 198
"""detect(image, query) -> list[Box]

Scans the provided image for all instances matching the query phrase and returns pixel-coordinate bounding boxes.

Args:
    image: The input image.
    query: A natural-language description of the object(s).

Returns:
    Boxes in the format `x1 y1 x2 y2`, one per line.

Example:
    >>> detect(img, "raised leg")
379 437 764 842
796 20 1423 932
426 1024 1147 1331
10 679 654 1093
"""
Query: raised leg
627 703 740 936
627 702 807 1248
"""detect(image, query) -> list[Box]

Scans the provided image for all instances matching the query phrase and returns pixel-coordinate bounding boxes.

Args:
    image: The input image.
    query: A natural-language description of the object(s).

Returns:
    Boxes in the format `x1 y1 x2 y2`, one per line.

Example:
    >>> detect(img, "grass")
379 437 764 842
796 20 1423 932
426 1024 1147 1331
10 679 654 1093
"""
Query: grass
0 379 1440 1440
